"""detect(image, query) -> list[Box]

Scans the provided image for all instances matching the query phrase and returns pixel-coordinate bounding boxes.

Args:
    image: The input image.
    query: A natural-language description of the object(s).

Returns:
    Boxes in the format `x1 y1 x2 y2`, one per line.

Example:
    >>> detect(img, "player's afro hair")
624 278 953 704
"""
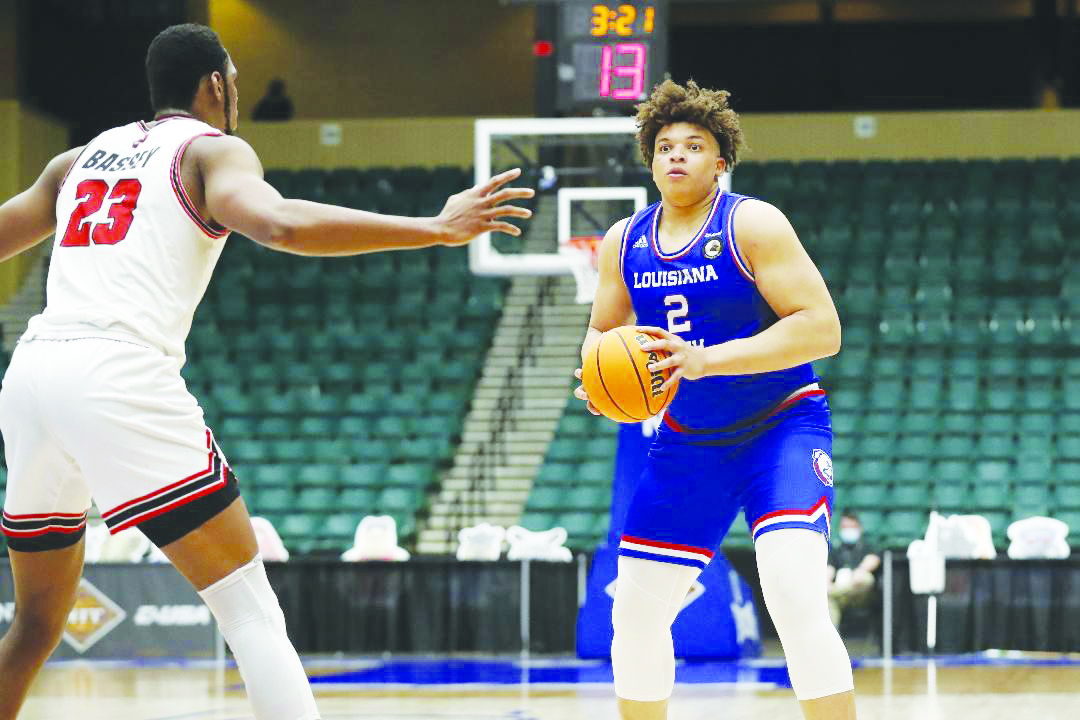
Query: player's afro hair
145 24 228 112
635 79 745 170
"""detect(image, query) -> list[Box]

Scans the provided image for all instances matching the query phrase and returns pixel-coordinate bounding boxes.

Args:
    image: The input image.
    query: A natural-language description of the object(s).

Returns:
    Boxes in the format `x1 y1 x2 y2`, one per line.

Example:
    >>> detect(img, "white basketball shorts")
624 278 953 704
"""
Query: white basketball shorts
0 337 238 552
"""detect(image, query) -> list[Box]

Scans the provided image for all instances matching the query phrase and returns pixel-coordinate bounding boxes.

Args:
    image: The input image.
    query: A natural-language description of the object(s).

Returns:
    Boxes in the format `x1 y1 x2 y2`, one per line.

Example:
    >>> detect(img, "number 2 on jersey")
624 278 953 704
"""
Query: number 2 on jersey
665 294 692 333
60 178 142 247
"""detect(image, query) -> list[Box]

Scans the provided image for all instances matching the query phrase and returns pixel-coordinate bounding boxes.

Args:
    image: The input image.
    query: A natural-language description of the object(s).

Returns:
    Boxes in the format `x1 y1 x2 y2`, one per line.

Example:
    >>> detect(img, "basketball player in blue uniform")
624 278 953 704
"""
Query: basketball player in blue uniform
575 80 856 719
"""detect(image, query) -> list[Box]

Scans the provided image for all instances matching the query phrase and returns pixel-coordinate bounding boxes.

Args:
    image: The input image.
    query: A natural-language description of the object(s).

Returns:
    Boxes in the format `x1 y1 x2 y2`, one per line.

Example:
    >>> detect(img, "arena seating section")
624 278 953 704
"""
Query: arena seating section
1 158 1078 555
177 165 514 555
525 157 1080 551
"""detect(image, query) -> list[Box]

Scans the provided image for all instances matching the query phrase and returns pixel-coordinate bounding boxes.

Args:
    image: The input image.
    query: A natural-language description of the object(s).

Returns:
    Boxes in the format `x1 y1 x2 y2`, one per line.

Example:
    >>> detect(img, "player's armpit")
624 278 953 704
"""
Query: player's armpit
0 147 84 263
583 217 635 358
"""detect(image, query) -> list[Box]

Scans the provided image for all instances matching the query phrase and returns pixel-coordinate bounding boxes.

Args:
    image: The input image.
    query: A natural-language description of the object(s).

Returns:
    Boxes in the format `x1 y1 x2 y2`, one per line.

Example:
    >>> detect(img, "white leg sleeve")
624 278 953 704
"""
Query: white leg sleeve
756 528 854 701
611 556 701 702
198 555 320 720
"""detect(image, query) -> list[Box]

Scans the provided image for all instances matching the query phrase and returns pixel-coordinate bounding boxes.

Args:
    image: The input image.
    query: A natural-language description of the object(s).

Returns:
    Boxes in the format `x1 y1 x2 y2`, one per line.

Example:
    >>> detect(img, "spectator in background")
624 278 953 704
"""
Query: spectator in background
252 77 293 120
827 512 881 627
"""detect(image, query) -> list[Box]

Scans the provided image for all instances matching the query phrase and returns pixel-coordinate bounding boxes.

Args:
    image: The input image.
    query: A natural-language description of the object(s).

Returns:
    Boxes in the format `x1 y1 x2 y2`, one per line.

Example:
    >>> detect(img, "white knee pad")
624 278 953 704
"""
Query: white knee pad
611 556 700 702
199 555 320 720
756 529 854 701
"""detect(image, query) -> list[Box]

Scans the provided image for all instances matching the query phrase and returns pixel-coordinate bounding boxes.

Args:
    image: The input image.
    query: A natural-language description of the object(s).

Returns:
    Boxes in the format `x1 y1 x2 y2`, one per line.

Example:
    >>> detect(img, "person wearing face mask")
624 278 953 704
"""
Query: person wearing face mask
827 513 881 628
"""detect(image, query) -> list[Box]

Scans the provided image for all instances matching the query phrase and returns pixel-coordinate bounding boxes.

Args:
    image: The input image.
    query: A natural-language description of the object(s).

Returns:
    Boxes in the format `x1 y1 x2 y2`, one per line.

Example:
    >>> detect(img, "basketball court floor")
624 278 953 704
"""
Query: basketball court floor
19 654 1080 720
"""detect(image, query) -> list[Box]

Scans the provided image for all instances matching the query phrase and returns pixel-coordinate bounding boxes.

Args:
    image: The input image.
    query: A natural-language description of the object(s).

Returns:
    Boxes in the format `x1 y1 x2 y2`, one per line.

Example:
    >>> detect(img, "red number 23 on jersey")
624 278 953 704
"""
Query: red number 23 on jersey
60 178 142 247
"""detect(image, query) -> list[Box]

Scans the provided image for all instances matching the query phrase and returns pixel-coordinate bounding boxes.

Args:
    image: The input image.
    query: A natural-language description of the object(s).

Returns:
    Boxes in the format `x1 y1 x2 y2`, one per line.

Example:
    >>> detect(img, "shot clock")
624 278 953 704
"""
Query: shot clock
554 1 668 113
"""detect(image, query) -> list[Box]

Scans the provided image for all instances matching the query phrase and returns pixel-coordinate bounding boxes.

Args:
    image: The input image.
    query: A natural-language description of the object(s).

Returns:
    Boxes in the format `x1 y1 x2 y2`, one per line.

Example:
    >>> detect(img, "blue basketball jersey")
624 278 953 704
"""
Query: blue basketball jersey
619 189 819 430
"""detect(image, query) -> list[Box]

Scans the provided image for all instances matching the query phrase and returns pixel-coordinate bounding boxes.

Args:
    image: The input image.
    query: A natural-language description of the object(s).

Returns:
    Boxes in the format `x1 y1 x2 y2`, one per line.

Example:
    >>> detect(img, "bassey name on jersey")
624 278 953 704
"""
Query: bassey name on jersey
81 146 161 173
632 264 719 289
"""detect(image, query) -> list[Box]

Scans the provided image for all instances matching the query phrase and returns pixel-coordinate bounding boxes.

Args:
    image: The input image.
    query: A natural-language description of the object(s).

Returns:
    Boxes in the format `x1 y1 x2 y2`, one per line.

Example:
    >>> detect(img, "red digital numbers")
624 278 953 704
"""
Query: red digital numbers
60 178 142 247
599 42 647 100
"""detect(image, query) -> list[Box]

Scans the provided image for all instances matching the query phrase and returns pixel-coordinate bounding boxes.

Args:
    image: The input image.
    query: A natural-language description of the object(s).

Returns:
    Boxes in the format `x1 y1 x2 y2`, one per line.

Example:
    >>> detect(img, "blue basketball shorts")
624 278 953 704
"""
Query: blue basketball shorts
618 392 834 570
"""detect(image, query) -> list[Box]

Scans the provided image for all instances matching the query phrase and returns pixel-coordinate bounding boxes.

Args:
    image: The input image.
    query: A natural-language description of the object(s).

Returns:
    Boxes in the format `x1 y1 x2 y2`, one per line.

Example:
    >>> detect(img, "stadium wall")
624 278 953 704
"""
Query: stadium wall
0 102 68 304
209 0 535 121
242 108 1080 170
0 0 15 99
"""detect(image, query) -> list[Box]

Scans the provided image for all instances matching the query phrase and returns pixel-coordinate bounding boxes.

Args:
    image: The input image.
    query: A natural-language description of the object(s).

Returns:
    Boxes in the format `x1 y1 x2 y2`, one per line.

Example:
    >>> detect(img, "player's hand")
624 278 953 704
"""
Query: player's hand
572 368 600 415
635 326 707 393
434 168 535 246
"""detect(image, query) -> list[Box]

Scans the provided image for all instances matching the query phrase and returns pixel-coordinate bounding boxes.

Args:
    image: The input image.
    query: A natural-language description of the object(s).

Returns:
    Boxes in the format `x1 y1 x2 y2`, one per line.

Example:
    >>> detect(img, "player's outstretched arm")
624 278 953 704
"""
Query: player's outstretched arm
0 147 84 263
196 135 534 256
573 218 635 414
640 199 840 387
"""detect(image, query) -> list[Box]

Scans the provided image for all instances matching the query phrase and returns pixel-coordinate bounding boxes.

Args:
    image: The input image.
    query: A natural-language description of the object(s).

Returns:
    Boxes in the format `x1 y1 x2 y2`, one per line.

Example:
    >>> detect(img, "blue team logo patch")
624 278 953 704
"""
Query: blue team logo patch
812 449 833 487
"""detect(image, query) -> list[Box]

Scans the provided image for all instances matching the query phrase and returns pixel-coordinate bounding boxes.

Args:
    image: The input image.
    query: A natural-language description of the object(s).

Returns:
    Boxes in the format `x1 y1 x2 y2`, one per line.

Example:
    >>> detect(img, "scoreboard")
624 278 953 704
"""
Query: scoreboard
552 1 669 113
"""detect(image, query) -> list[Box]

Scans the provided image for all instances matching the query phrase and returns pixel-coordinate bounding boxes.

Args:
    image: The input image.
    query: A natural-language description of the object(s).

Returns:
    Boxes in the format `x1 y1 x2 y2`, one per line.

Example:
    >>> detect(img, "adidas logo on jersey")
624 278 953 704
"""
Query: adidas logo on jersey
632 235 648 249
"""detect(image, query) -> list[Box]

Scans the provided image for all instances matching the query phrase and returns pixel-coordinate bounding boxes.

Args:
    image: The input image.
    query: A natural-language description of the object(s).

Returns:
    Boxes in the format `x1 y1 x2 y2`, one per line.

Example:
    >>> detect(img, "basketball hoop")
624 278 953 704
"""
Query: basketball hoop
559 235 601 304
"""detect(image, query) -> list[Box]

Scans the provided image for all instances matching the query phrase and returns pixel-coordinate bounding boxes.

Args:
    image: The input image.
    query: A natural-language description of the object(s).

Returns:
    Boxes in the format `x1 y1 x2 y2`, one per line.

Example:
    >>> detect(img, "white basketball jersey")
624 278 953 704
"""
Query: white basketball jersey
24 116 231 362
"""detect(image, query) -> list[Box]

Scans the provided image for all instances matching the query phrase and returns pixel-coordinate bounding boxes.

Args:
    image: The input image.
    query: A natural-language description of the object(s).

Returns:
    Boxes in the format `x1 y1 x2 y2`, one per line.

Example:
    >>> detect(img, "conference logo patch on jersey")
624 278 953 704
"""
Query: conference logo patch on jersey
812 449 834 487
633 235 648 249
704 238 723 259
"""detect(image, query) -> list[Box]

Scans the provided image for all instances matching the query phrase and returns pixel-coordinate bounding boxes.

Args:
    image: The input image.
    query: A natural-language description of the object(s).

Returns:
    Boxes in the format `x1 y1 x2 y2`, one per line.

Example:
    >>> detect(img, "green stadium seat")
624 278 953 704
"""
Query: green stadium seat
1013 484 1050 518
296 487 336 512
932 482 969 510
559 512 599 542
933 459 972 483
536 463 574 486
939 434 975 458
528 484 566 511
257 417 294 436
341 463 387 488
567 486 610 511
252 464 294 488
338 487 377 511
231 439 268 465
858 433 895 458
896 433 935 458
521 511 556 531
312 438 351 462
386 463 435 488
848 483 887 508
1016 456 1052 483
975 460 1011 485
977 433 1015 459
547 438 584 463
298 464 339 487
895 459 930 485
271 439 310 463
322 513 360 540
883 511 926 546
298 417 336 437
973 484 1009 510
253 487 293 514
378 486 423 512
280 514 320 538
578 461 614 485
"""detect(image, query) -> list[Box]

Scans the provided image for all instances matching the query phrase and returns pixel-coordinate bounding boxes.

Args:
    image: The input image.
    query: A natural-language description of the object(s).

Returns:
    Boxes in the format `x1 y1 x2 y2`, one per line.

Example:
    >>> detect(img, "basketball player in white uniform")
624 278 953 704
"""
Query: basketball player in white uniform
0 24 533 720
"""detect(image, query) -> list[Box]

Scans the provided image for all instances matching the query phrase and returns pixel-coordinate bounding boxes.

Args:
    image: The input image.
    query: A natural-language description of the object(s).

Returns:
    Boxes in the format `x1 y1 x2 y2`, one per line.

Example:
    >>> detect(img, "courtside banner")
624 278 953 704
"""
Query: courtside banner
577 422 761 659
0 562 215 659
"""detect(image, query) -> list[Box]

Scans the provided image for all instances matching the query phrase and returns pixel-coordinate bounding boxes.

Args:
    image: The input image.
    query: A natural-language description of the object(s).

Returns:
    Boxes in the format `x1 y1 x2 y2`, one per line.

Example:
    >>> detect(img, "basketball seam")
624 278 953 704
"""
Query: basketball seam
595 334 638 422
615 330 653 419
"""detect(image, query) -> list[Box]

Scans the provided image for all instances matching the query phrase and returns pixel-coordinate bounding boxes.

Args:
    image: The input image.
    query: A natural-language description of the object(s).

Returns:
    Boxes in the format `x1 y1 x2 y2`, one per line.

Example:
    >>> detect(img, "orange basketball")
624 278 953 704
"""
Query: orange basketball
581 326 679 423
